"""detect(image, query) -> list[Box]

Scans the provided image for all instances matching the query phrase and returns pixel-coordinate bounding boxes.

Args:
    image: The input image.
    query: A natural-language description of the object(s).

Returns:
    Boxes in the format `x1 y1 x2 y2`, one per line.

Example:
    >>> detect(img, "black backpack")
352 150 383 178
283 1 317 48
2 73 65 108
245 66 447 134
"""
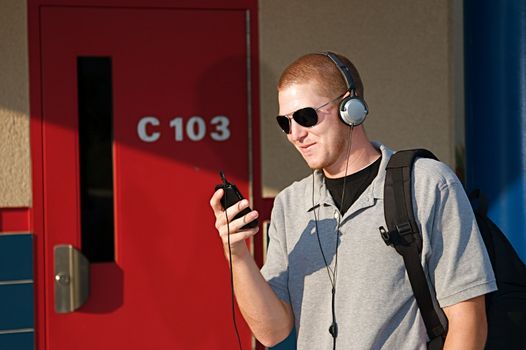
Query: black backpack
380 149 526 350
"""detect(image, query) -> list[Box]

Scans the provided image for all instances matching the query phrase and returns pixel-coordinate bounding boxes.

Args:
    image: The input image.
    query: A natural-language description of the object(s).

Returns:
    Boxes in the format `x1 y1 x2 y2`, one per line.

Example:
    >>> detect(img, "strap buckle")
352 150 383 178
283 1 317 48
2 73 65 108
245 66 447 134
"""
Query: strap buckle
379 222 414 246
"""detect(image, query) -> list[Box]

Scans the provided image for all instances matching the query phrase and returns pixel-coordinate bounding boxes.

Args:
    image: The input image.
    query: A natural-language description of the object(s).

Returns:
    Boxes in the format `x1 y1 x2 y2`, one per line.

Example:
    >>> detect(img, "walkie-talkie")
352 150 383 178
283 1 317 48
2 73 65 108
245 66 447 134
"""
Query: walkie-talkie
215 171 258 229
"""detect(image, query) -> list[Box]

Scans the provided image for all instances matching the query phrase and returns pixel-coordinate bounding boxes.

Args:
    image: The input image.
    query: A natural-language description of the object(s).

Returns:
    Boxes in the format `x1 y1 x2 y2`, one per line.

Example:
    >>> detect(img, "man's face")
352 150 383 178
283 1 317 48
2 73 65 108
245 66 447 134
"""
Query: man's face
278 82 351 176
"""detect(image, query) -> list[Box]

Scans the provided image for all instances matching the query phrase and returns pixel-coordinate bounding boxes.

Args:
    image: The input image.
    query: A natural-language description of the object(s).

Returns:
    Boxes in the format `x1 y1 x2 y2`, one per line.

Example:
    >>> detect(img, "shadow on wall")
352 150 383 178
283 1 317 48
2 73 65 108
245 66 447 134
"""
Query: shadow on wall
259 56 312 196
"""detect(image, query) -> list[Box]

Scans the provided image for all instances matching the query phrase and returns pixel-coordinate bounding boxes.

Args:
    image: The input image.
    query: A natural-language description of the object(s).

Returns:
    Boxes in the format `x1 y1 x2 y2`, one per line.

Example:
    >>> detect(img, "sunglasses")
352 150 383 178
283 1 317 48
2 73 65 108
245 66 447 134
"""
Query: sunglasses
275 93 345 134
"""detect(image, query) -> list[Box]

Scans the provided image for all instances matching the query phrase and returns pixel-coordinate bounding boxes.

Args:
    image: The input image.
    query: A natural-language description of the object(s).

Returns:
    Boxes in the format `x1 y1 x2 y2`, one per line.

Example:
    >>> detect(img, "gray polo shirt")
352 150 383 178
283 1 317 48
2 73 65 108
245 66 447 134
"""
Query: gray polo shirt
261 143 496 350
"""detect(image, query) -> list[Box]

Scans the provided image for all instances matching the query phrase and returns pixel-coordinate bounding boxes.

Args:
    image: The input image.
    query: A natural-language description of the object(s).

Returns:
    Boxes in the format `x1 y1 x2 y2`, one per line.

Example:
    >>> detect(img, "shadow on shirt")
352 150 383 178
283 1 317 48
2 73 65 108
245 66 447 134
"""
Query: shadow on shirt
268 216 341 349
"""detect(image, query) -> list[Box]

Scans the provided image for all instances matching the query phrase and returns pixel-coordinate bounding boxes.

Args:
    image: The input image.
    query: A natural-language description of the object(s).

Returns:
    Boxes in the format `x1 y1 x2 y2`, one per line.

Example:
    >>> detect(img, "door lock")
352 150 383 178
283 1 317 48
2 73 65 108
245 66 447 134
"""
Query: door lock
55 272 71 285
54 245 90 313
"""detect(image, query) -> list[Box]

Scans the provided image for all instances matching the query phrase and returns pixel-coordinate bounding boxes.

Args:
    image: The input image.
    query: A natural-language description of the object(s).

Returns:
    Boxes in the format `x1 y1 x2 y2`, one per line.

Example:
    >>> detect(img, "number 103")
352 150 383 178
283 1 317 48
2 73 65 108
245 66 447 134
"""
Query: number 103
137 115 231 142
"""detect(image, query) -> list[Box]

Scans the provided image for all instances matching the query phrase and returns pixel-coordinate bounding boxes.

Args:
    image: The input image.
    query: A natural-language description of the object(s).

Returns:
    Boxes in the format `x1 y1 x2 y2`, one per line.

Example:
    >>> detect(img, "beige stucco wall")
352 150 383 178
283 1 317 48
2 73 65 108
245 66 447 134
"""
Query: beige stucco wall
0 0 32 207
0 0 461 205
260 0 461 196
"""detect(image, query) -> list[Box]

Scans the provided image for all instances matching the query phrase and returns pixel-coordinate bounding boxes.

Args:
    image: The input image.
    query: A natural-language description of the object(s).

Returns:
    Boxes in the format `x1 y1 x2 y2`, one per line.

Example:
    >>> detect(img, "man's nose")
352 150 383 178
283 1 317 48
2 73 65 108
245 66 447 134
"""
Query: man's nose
289 118 307 141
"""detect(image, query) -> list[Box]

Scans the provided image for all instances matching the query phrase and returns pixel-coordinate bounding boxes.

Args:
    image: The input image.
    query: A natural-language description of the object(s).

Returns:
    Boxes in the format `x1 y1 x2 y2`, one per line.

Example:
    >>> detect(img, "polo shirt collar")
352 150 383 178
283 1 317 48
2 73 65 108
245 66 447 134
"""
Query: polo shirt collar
305 142 393 213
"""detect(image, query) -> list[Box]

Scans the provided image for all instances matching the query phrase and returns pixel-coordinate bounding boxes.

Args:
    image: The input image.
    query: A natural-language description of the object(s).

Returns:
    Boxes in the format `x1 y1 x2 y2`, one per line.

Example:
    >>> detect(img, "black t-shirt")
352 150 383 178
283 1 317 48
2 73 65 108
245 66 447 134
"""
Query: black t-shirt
325 156 382 214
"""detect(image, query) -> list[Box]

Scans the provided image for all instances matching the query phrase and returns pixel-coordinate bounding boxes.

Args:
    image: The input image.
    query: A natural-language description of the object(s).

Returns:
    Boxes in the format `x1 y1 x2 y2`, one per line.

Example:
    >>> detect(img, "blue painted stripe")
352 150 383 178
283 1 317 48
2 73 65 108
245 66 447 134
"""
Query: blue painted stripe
0 234 33 281
0 331 34 350
464 0 526 263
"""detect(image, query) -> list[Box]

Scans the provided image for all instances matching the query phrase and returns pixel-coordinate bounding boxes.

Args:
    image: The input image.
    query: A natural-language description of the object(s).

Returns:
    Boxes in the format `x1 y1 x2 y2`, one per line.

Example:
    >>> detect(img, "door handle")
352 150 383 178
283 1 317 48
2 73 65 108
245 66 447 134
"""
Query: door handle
54 244 90 313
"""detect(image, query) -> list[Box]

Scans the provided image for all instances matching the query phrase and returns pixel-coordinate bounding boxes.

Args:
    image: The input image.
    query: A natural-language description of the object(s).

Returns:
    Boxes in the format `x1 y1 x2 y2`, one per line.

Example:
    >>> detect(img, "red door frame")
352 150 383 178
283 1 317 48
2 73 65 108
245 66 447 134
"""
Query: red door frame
27 1 265 349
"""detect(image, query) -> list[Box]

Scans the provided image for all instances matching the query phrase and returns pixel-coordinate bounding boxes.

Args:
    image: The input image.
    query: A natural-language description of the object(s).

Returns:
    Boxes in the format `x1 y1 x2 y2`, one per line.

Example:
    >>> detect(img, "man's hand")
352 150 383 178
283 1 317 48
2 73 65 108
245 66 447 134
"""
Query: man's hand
210 188 259 259
209 189 293 346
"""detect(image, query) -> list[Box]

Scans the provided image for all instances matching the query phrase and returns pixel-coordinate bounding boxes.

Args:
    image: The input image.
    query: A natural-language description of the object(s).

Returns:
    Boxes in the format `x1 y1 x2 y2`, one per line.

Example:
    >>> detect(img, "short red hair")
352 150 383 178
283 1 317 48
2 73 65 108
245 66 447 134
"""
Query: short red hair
277 52 364 98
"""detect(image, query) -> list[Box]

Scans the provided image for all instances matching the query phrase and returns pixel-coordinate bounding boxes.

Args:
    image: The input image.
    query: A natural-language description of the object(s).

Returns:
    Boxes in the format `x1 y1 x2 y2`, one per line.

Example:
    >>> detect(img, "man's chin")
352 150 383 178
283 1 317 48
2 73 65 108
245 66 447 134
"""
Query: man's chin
304 159 324 171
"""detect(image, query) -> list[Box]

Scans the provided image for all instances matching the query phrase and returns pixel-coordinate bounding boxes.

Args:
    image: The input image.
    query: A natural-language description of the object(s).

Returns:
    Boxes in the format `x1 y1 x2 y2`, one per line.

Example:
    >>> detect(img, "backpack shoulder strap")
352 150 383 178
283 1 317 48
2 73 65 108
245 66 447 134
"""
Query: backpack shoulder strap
379 149 447 344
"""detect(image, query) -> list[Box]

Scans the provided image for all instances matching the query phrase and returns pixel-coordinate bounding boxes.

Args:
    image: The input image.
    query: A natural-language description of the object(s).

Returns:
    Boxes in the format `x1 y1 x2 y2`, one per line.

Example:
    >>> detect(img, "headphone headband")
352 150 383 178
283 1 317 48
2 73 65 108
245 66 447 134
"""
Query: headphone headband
317 51 368 126
321 51 356 92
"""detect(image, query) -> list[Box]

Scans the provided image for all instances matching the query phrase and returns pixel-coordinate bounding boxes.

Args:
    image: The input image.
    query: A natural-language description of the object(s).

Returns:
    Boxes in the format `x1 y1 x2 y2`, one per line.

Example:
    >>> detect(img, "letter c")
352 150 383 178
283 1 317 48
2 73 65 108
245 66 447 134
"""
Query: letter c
137 116 161 142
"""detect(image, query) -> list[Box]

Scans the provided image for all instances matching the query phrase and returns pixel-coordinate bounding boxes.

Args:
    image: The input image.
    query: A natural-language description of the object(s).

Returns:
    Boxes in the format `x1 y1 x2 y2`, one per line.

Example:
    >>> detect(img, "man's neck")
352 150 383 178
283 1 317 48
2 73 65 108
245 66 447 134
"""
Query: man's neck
323 129 380 178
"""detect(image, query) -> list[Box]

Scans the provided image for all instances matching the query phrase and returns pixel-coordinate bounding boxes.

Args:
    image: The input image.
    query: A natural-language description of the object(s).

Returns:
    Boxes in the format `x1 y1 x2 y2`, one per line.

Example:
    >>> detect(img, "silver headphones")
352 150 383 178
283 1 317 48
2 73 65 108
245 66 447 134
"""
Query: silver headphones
322 51 368 126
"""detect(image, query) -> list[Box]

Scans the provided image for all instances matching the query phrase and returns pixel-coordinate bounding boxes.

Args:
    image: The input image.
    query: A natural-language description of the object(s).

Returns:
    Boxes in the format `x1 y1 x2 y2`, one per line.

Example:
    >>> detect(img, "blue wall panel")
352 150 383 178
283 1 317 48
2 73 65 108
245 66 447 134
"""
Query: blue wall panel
0 234 33 281
0 284 35 330
464 0 526 263
0 234 34 350
0 332 35 350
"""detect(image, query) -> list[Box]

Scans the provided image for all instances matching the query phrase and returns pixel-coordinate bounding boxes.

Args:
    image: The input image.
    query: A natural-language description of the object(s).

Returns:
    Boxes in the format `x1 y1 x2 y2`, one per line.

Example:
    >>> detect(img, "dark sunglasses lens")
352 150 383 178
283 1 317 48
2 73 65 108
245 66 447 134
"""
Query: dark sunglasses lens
293 108 318 127
276 108 318 134
276 116 291 133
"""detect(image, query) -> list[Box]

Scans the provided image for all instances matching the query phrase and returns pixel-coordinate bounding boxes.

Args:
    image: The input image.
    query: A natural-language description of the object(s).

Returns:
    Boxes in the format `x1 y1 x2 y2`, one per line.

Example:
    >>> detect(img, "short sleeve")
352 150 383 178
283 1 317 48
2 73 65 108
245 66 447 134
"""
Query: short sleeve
427 180 497 307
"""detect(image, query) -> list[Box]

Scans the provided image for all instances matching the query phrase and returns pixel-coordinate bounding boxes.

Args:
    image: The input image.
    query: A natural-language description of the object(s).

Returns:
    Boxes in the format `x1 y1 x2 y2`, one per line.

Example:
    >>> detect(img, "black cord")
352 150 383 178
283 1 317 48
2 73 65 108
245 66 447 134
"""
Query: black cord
313 177 340 350
331 287 338 350
312 126 354 350
224 190 243 350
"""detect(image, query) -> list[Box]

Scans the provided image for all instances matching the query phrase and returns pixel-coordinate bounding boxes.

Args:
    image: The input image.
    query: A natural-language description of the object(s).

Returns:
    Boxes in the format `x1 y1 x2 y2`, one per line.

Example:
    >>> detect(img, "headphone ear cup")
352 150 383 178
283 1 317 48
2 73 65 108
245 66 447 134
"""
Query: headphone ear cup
339 96 368 126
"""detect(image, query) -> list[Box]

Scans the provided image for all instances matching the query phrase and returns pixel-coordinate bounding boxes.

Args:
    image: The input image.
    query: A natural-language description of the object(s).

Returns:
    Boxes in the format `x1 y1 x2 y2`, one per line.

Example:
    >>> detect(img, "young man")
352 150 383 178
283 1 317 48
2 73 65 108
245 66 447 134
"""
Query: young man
210 52 496 349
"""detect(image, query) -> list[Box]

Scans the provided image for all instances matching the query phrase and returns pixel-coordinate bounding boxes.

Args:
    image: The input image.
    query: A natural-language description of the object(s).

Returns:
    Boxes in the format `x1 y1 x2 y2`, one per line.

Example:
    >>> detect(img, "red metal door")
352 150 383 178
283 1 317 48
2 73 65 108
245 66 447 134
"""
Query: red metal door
40 6 254 349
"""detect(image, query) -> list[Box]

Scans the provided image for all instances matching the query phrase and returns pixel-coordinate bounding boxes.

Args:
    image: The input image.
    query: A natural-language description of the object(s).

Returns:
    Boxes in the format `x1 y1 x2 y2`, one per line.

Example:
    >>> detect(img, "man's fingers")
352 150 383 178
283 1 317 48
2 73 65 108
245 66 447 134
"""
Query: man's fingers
210 189 250 221
220 226 259 245
211 189 259 246
225 199 250 222
229 209 259 231
217 209 259 237
210 188 224 213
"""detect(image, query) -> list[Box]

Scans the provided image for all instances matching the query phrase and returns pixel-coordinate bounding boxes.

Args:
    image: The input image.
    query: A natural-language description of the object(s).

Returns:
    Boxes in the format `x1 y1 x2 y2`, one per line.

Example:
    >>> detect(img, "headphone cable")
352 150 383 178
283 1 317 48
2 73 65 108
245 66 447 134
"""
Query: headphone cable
312 126 354 350
224 190 243 350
